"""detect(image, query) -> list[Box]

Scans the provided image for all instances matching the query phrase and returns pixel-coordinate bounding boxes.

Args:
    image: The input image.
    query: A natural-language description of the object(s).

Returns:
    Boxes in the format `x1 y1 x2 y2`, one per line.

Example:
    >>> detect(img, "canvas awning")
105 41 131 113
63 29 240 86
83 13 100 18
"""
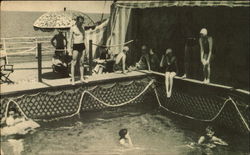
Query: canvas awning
115 1 250 8
105 1 249 87
106 1 250 55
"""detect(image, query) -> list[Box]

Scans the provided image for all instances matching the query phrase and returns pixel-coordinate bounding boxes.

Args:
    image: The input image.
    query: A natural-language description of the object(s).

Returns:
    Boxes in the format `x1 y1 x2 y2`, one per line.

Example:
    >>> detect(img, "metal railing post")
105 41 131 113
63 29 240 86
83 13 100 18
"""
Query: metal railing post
89 40 93 75
37 43 42 82
2 38 8 64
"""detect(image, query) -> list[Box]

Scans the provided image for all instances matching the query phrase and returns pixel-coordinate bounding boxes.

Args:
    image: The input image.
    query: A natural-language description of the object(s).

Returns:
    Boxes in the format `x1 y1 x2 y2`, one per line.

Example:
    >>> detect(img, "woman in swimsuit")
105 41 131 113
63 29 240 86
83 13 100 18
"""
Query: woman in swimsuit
199 28 213 83
160 48 178 98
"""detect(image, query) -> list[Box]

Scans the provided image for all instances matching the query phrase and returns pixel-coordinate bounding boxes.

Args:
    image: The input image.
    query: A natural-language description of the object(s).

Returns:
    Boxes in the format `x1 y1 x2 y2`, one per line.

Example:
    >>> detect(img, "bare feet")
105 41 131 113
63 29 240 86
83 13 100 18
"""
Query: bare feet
181 74 186 79
71 79 75 85
80 77 88 83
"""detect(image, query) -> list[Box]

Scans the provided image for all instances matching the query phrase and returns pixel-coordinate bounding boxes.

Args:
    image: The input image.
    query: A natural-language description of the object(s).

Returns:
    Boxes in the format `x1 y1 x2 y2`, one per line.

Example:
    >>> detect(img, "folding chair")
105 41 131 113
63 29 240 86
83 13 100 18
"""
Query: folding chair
0 56 14 84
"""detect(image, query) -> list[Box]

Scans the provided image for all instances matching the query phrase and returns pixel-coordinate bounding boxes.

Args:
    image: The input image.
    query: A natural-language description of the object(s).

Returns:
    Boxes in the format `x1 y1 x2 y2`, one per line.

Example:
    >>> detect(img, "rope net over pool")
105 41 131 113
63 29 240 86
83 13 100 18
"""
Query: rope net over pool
0 77 249 135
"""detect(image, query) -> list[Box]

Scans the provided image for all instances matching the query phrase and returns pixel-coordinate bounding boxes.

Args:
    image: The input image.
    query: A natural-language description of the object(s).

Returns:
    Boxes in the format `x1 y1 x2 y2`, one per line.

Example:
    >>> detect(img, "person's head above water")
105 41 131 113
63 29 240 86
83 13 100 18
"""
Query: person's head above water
206 126 215 137
119 128 128 139
8 111 15 117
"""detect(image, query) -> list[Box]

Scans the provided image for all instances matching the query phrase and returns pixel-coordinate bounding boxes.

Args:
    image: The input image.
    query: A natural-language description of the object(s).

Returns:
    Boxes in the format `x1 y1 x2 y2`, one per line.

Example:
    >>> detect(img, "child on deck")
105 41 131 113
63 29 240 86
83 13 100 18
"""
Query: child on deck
119 128 133 147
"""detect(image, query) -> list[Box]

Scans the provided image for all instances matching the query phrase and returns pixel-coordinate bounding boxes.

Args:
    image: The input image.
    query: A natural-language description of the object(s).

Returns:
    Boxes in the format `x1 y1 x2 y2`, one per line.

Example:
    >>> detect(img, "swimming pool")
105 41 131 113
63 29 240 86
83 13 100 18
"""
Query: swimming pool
1 103 249 155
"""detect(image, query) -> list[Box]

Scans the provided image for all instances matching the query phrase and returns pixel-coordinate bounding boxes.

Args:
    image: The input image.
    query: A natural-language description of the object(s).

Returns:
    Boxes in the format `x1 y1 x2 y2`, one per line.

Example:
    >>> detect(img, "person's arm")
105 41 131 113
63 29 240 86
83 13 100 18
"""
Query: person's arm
174 57 179 75
145 55 151 71
160 55 164 68
51 35 56 48
212 136 228 146
63 35 67 49
207 37 213 63
83 26 87 52
199 38 204 63
127 136 133 147
67 28 73 55
122 52 126 73
198 136 205 144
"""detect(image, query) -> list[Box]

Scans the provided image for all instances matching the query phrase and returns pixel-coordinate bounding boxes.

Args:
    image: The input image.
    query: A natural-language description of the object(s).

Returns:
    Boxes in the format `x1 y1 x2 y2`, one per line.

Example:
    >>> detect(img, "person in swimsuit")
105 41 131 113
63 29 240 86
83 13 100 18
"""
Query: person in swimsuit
113 46 129 74
148 48 160 72
199 28 213 83
51 30 67 55
119 128 133 147
160 48 178 98
68 16 87 85
182 35 199 79
198 126 228 147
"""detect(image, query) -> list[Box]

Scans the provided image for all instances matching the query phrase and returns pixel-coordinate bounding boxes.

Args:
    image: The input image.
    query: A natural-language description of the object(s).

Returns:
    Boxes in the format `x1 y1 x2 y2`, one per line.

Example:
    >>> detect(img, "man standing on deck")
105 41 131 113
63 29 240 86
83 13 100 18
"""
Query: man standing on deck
67 16 87 85
199 28 213 83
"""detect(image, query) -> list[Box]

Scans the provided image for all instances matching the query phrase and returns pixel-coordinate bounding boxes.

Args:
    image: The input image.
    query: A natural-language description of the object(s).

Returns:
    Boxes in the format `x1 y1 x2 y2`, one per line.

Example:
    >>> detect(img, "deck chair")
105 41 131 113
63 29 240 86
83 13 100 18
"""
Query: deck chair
0 56 14 84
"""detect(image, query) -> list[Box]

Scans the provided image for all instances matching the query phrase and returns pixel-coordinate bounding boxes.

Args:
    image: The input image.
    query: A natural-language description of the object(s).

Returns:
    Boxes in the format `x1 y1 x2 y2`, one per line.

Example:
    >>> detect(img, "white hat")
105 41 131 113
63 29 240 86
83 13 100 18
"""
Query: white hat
123 46 129 52
200 28 208 35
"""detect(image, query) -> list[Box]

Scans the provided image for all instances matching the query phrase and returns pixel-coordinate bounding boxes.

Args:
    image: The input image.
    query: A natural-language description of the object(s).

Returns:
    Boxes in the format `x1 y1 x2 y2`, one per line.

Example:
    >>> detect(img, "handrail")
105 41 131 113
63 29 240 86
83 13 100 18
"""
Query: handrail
5 41 38 45
0 36 53 40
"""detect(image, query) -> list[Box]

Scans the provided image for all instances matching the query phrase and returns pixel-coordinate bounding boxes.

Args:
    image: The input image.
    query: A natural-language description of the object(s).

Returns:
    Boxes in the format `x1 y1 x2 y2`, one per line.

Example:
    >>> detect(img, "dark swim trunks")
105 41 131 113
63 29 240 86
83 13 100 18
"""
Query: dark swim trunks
73 43 86 53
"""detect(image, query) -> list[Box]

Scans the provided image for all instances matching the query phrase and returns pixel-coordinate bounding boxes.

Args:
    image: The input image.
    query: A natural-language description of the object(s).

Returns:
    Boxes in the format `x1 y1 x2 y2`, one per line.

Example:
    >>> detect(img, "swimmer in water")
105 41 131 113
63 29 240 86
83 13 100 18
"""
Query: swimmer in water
119 129 133 147
1 109 25 127
1 108 40 136
198 126 228 148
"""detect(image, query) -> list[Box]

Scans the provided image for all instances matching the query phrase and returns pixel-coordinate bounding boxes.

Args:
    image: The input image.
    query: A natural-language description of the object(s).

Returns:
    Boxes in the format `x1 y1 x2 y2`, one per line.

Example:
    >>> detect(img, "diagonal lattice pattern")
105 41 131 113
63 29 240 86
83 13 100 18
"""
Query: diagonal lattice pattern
0 78 152 120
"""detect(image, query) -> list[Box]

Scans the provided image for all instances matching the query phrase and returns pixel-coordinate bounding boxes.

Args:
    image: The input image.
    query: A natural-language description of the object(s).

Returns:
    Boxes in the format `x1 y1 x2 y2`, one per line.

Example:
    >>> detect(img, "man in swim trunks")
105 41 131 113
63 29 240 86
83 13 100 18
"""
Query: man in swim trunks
68 16 87 85
199 28 213 83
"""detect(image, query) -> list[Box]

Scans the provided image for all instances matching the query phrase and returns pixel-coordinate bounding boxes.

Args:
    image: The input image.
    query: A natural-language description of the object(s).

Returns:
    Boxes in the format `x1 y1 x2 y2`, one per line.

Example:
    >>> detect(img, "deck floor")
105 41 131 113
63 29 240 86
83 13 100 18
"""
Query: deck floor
1 68 148 94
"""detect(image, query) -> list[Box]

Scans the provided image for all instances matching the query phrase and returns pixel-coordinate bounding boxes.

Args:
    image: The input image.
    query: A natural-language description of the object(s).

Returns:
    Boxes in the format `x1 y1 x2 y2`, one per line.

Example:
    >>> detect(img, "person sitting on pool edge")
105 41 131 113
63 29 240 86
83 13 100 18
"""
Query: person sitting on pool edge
160 48 178 98
113 46 129 74
198 126 228 148
119 128 133 147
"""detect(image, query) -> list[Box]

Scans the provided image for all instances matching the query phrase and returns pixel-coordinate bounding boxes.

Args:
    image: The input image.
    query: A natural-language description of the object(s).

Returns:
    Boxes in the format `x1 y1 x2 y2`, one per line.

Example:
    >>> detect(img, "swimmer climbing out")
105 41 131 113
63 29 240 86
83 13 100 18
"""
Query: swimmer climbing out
160 48 178 98
119 129 133 147
1 108 40 136
198 126 228 148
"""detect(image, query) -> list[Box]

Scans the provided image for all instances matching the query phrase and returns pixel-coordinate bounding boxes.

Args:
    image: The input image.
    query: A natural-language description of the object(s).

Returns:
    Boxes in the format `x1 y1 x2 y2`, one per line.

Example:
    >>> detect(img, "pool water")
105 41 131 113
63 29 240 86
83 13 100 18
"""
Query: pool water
1 103 249 155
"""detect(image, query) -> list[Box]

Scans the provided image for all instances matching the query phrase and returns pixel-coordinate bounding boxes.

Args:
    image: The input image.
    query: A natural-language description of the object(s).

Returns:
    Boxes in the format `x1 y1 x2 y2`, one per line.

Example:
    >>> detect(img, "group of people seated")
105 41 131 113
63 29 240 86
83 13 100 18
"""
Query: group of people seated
91 44 178 98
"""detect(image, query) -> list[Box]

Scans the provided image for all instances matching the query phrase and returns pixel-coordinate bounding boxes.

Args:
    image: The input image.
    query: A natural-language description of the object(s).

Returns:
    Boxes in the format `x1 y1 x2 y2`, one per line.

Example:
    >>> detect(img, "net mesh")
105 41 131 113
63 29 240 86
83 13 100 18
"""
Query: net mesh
0 76 249 134
0 78 152 121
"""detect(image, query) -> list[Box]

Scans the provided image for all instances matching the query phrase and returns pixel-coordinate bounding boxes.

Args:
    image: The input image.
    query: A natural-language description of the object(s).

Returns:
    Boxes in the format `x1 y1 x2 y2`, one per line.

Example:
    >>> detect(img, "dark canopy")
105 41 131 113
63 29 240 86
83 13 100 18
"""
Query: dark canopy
108 1 249 89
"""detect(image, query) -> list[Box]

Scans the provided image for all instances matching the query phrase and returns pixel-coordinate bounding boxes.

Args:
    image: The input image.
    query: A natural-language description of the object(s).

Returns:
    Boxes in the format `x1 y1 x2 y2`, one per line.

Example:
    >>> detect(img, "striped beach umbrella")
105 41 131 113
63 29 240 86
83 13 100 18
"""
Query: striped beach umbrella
33 9 95 32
